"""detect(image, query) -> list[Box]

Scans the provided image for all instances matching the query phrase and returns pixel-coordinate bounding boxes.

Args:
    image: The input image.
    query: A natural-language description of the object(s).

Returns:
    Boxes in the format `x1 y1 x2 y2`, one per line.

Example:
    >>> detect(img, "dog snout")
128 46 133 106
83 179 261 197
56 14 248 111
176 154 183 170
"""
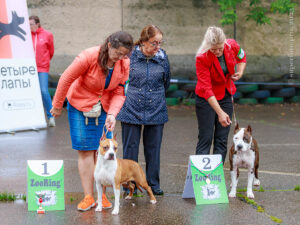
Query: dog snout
108 153 115 160
237 144 243 150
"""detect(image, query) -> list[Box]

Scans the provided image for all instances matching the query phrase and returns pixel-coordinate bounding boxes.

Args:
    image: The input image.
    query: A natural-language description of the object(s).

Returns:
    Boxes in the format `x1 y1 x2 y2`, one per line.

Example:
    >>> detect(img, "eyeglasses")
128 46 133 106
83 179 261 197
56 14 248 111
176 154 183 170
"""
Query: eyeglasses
111 48 131 59
148 40 165 47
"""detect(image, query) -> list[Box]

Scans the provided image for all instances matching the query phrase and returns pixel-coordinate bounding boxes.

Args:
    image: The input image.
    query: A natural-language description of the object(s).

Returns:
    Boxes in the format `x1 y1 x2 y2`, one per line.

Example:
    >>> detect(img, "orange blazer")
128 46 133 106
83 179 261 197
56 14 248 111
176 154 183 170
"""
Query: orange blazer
52 46 130 117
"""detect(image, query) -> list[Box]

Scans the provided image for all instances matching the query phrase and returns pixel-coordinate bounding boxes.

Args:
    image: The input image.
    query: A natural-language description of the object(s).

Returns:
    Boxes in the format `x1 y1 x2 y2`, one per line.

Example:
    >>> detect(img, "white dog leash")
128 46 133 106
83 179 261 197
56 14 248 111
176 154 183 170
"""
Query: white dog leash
101 125 113 140
230 78 237 127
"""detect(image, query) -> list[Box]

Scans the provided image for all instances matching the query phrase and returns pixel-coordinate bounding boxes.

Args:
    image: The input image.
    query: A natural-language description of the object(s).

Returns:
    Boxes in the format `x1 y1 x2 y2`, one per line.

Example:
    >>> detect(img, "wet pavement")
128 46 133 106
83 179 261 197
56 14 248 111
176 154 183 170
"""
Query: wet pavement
1 104 300 225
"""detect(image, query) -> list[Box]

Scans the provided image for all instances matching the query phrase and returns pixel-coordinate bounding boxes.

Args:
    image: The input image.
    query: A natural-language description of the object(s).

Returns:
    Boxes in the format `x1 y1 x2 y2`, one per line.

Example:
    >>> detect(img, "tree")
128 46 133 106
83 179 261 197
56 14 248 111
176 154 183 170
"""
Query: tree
211 0 297 39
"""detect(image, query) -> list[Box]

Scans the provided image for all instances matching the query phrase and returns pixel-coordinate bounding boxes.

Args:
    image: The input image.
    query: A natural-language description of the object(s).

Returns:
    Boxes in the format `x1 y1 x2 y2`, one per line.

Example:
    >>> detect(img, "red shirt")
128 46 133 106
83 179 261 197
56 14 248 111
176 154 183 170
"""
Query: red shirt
31 27 54 72
195 39 246 100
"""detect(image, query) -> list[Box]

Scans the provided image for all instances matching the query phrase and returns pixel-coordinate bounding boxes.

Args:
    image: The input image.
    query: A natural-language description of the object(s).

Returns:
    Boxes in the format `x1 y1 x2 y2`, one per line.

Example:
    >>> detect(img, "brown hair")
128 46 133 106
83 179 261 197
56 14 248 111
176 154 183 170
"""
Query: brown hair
29 15 41 27
98 31 133 75
135 25 163 46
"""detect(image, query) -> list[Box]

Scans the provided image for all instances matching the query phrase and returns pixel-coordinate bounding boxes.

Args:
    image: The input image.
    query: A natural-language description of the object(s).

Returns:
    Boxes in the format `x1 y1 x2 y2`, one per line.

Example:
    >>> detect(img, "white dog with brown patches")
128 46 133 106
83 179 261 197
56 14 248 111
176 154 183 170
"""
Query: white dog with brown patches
94 133 156 215
228 124 260 199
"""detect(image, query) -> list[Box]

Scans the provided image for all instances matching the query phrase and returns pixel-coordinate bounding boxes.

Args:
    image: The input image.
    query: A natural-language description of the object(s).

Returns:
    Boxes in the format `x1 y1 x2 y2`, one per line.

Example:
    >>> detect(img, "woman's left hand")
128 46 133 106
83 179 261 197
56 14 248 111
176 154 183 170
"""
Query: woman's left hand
105 114 116 131
231 72 242 81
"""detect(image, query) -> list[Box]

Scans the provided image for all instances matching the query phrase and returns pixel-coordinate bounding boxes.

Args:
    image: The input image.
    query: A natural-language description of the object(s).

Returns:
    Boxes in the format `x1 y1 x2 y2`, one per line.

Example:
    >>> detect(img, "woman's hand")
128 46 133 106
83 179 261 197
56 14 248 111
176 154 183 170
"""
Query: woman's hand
207 96 231 127
105 114 116 131
231 72 242 81
50 107 62 118
232 62 246 81
218 111 232 127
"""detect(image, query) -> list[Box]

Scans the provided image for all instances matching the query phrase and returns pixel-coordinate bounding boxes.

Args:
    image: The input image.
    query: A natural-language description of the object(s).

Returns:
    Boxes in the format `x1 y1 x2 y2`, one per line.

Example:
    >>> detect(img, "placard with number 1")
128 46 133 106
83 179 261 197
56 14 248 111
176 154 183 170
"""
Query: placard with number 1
27 160 65 211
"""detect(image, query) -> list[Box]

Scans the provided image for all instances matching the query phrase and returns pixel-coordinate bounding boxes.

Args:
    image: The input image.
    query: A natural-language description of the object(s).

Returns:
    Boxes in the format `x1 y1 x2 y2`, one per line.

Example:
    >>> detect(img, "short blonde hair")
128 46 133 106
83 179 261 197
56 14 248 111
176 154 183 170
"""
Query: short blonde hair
196 26 226 56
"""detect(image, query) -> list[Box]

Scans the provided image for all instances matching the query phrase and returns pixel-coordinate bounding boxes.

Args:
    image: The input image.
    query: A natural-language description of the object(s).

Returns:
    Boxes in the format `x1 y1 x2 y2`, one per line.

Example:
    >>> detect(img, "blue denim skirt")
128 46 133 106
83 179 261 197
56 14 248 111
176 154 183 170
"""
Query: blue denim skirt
67 102 112 151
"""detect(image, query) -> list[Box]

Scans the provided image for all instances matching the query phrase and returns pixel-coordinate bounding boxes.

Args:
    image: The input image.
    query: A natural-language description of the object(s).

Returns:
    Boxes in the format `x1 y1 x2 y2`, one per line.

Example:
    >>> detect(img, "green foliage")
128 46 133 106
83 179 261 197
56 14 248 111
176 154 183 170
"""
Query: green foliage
0 192 16 201
237 193 282 224
236 188 247 192
209 0 297 26
257 205 265 212
257 186 265 192
294 185 300 191
212 0 242 25
246 6 271 25
271 0 296 13
220 10 237 25
268 215 283 223
70 196 76 202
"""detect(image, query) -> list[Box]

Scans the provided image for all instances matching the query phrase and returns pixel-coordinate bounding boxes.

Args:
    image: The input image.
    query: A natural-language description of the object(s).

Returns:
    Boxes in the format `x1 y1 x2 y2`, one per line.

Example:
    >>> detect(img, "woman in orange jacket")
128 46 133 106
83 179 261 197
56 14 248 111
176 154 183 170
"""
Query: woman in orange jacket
51 31 133 211
195 26 246 163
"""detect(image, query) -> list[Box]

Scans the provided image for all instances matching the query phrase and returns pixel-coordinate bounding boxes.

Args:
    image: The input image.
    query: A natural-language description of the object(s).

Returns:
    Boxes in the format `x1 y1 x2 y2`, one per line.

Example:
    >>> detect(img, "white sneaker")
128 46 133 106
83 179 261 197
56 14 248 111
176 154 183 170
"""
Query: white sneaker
48 117 56 127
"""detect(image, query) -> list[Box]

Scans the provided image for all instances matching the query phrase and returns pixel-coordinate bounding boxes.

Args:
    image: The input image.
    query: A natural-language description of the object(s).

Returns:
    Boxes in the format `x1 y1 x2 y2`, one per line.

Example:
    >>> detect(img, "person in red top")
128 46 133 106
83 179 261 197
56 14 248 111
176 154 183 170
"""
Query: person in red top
29 16 55 127
195 26 246 163
51 31 133 212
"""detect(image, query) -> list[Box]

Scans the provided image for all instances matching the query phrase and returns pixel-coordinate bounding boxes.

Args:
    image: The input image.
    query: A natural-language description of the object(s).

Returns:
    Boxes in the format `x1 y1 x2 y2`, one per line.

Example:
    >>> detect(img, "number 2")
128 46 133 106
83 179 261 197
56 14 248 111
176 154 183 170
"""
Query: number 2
202 157 211 169
42 162 49 175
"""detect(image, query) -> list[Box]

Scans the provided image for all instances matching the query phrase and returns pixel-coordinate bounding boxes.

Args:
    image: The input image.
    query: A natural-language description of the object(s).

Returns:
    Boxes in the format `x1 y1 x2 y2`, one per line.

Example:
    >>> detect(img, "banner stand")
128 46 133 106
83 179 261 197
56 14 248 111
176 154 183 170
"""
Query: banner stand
0 0 47 133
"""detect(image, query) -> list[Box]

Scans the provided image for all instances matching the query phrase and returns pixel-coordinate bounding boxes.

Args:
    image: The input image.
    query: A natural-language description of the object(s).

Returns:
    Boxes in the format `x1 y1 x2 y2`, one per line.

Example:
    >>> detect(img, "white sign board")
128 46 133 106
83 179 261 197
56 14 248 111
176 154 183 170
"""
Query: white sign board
0 0 46 133
27 160 65 211
182 155 229 204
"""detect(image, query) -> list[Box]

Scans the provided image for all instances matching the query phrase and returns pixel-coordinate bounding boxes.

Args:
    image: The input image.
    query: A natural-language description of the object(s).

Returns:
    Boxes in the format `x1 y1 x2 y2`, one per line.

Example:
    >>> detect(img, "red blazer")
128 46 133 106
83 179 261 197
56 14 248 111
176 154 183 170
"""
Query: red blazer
195 39 246 100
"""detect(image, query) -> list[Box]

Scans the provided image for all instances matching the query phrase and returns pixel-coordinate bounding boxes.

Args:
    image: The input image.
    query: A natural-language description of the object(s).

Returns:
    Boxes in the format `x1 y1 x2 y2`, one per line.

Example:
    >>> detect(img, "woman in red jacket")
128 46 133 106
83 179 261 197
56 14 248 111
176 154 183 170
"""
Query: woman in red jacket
195 26 246 163
30 16 55 126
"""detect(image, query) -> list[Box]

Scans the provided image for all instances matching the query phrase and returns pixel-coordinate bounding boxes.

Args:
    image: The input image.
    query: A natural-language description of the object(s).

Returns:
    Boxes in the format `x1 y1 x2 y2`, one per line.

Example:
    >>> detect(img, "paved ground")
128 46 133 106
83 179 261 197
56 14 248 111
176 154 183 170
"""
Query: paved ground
1 103 300 225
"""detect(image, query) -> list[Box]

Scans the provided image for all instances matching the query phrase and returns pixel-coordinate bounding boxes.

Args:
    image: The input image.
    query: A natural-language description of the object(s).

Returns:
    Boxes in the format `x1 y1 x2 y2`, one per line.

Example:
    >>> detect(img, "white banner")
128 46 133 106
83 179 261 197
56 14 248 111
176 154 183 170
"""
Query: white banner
0 0 46 132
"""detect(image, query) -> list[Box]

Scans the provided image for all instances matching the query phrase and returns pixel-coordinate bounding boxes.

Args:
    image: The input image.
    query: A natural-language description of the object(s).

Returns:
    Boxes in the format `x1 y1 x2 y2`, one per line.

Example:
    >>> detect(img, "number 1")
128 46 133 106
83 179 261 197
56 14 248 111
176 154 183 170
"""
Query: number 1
42 162 49 175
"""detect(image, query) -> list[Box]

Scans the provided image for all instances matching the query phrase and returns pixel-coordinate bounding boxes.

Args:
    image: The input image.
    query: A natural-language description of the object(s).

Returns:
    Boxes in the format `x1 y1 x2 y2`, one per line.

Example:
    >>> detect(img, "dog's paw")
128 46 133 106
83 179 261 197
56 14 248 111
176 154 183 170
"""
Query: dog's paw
228 191 236 198
253 179 260 186
125 195 132 200
95 206 102 212
150 199 157 204
111 208 119 215
247 191 255 199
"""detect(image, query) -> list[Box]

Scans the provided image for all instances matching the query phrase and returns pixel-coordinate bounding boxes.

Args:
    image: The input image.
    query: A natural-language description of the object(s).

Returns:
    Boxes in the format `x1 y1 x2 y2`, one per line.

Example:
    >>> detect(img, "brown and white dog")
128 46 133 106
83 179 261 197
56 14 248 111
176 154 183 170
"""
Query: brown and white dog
94 133 157 215
228 124 260 199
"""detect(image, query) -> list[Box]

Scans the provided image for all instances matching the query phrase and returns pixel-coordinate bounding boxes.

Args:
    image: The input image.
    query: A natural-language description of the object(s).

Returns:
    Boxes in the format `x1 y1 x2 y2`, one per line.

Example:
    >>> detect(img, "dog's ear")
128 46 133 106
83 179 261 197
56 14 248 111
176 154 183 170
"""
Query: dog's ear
235 123 239 130
247 125 252 135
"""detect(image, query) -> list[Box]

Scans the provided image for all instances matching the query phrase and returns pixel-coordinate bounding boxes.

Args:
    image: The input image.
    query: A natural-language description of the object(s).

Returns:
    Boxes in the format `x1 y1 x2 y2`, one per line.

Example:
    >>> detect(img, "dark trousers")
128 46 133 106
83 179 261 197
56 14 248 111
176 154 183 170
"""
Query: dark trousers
195 93 233 163
121 122 164 190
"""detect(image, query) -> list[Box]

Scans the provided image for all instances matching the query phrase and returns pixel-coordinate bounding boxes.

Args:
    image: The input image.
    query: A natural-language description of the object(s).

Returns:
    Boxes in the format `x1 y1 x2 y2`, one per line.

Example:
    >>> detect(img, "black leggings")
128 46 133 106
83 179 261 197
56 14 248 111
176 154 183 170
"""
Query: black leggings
195 93 233 163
